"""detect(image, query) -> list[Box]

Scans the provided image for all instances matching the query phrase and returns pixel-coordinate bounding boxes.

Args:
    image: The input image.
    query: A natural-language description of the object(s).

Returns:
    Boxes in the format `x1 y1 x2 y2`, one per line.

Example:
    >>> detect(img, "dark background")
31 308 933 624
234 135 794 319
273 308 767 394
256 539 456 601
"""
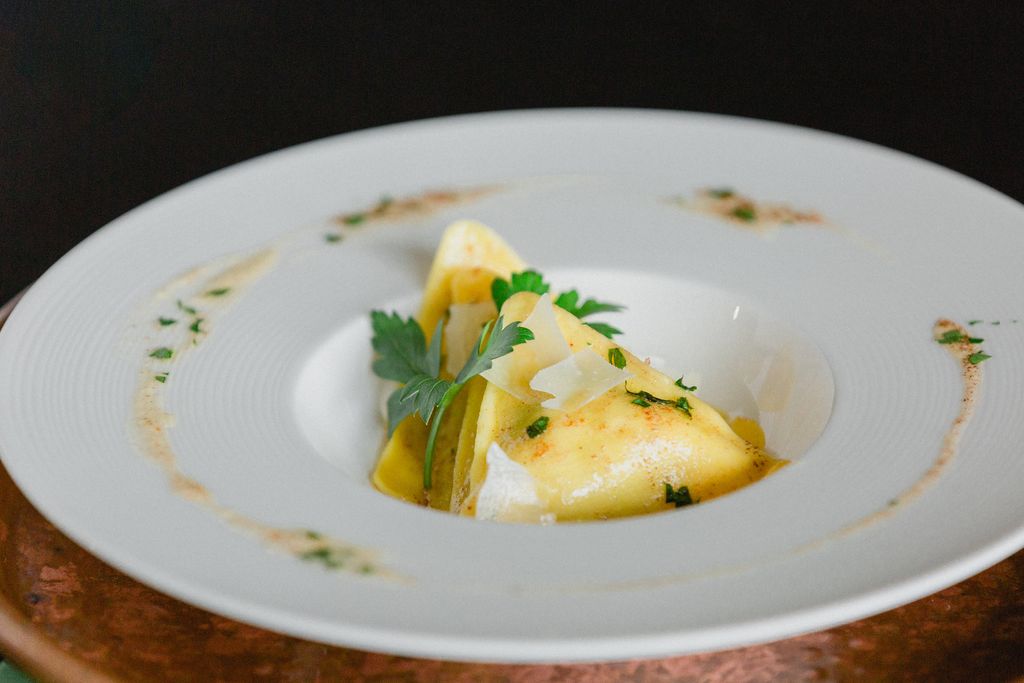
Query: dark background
3 2 1023 306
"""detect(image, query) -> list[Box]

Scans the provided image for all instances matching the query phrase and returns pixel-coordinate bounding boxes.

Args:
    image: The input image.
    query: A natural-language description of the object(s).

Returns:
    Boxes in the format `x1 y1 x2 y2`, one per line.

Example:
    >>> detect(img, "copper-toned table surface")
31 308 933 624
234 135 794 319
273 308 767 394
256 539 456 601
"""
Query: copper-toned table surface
1 294 1023 682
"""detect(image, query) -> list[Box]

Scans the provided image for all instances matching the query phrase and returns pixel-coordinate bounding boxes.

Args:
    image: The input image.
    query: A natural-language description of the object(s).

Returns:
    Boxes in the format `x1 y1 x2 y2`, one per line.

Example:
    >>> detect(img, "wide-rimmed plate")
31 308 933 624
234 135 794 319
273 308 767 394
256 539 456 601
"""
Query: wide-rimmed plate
1 109 1023 663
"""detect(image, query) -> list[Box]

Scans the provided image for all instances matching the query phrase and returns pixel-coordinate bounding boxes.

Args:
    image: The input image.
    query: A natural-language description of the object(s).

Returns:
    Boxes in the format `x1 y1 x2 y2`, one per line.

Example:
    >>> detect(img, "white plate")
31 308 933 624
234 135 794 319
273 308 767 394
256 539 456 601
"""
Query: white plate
2 109 1023 663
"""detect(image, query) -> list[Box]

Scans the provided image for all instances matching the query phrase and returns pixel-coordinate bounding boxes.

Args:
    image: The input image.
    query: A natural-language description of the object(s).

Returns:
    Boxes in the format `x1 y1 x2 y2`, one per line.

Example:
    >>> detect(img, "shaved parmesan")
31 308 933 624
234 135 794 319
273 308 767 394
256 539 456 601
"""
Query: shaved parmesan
444 302 497 376
474 442 552 523
481 293 570 403
531 348 633 412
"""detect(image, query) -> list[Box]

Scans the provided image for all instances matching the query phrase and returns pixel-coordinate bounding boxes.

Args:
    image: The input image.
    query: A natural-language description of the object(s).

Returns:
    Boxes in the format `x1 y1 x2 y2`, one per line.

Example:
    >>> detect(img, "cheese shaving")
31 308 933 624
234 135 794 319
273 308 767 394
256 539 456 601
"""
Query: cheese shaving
481 293 570 403
531 348 634 412
474 442 552 523
444 302 497 376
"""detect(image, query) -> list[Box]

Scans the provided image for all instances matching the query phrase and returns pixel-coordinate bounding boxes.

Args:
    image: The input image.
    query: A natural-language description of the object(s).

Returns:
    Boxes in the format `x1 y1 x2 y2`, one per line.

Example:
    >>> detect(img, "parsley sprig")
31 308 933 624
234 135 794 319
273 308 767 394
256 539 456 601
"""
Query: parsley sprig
491 270 624 338
370 311 533 488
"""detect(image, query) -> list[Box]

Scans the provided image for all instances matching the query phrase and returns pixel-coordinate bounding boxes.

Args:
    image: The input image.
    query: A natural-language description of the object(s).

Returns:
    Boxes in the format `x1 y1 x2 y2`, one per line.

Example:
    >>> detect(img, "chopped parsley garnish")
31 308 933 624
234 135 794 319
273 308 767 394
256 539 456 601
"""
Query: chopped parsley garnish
177 299 197 315
968 319 982 325
526 416 550 438
371 311 533 488
708 188 735 199
190 318 204 334
608 347 627 369
992 321 1001 326
675 377 697 391
625 387 692 417
154 372 168 383
343 213 366 225
676 396 693 416
205 288 231 297
158 317 177 327
491 270 550 311
968 352 991 365
325 233 342 243
665 482 694 507
732 206 757 222
149 347 173 360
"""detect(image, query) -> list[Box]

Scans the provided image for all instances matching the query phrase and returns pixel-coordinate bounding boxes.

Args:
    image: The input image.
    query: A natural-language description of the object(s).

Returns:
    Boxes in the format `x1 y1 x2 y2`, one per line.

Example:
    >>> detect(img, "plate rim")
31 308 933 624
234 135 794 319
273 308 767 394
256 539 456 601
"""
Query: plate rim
2 108 1024 662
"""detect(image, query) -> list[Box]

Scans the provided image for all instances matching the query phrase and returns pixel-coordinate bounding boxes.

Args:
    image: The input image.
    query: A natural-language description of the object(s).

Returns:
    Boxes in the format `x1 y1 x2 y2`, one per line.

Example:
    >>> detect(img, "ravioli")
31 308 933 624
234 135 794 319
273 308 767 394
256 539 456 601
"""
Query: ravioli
371 220 785 521
453 292 783 521
371 220 524 510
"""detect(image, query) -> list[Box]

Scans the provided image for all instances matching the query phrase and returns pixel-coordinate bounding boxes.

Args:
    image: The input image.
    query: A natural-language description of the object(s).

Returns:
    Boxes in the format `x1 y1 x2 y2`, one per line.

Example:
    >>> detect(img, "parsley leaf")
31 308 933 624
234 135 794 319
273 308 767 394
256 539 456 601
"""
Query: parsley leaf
585 322 623 339
708 188 734 199
206 288 231 297
455 316 534 384
526 416 550 438
491 270 550 311
665 482 694 507
554 290 624 319
608 347 627 369
969 352 991 365
397 374 453 424
149 347 173 360
492 270 624 337
177 300 197 315
369 312 442 383
385 389 417 437
158 317 177 327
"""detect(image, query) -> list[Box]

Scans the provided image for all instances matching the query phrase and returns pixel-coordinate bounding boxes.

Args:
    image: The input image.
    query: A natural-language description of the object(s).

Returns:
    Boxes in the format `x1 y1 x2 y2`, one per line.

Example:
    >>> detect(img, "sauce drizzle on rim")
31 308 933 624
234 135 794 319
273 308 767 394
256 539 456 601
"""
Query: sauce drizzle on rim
132 248 387 577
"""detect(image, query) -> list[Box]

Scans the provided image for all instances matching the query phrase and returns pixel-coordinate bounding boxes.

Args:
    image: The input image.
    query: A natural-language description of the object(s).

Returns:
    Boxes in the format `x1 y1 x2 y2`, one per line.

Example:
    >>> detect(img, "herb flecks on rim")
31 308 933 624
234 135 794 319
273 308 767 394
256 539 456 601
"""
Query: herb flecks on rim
935 327 991 365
